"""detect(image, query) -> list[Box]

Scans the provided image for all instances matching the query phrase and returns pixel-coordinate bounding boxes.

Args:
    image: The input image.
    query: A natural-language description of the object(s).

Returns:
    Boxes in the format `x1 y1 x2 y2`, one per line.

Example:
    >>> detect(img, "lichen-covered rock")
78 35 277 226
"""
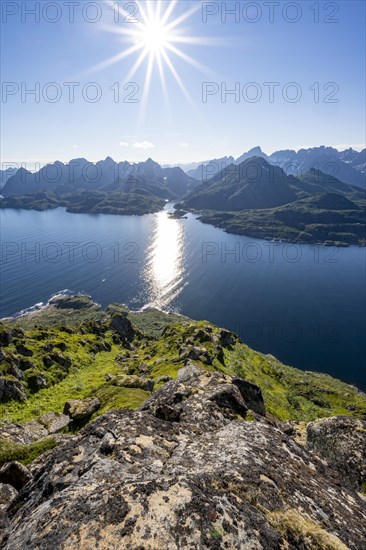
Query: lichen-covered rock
307 416 366 490
0 483 17 512
0 413 69 446
112 374 154 392
177 362 201 380
0 374 365 549
0 421 48 445
37 412 70 434
63 397 101 421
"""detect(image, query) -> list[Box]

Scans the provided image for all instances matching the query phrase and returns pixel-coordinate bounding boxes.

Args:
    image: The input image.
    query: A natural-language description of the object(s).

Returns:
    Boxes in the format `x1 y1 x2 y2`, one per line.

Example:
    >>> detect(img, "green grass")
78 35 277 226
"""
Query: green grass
0 436 58 467
209 527 223 540
1 308 365 428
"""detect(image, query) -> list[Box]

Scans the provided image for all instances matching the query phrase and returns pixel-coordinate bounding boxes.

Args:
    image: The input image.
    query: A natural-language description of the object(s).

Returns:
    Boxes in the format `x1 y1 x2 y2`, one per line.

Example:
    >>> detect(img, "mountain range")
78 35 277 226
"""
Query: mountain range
185 146 366 189
181 157 365 211
1 157 198 199
1 147 365 245
178 157 366 245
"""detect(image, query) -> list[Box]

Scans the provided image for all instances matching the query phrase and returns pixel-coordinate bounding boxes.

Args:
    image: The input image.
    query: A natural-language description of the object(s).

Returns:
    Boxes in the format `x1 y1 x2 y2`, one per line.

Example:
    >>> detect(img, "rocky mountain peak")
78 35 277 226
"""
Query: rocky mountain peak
1 368 365 549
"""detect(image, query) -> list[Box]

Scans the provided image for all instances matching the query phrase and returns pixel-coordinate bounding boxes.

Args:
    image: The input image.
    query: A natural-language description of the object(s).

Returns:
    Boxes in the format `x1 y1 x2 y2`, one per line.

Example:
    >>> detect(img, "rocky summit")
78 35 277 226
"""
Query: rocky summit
0 370 365 548
0 298 366 548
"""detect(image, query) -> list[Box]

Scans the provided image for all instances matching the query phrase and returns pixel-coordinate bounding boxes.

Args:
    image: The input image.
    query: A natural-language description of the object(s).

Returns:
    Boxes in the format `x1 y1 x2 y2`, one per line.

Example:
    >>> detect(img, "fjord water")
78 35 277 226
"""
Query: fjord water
1 206 365 390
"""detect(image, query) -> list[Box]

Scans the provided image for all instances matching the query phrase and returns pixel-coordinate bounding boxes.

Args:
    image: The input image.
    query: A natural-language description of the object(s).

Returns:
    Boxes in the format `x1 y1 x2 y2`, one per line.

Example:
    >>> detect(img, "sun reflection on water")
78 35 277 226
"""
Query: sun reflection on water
144 209 185 309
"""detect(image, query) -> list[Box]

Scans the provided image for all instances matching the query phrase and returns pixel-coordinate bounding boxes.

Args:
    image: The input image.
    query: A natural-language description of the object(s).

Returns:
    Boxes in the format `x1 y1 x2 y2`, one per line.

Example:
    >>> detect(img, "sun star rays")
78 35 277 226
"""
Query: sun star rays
85 0 216 122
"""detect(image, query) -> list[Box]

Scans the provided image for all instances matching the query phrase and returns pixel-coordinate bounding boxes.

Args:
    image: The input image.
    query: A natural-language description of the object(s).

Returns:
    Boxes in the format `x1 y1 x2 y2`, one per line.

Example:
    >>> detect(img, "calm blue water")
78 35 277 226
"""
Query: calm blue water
1 206 365 390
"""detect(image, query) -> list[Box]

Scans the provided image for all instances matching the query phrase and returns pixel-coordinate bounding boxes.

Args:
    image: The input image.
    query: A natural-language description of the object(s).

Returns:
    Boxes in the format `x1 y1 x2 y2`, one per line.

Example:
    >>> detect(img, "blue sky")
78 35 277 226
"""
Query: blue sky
1 0 365 166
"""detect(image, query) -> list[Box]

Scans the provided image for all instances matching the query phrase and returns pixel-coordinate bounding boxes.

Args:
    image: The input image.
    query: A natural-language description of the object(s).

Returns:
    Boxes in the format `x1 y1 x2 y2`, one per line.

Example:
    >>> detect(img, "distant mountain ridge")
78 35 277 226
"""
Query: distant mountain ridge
2 157 198 199
178 157 366 245
185 146 366 189
3 146 365 198
181 157 365 212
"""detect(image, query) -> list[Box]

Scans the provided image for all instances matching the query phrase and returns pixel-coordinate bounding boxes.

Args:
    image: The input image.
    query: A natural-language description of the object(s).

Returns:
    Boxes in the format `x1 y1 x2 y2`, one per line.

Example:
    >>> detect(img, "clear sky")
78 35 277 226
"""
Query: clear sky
1 0 365 166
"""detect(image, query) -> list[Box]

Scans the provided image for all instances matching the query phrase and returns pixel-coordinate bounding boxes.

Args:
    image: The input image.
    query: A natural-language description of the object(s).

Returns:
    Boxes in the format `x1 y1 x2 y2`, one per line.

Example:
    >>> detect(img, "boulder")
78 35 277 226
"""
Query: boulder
138 362 151 375
187 346 212 364
26 372 48 392
307 416 366 490
232 377 266 416
110 314 135 341
0 421 48 445
177 362 201 380
63 398 101 421
54 342 67 352
15 344 33 357
112 374 154 392
0 377 26 402
50 353 71 369
192 329 212 343
0 414 69 447
8 364 25 381
208 384 248 417
42 355 53 368
142 371 248 427
218 329 237 347
37 413 70 434
0 462 32 491
0 328 12 347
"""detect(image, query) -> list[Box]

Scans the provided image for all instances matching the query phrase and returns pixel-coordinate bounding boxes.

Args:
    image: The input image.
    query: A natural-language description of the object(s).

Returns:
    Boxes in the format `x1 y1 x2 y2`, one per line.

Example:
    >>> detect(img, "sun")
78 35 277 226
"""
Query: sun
139 19 170 53
89 0 214 116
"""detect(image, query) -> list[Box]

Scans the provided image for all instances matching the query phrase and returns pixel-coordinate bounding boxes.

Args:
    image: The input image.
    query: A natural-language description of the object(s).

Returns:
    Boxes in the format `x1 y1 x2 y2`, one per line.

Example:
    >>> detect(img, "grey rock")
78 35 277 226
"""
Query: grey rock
110 314 135 341
0 378 26 403
1 375 365 549
8 364 25 381
0 421 48 445
232 377 266 416
0 462 32 491
50 353 71 369
307 416 366 490
0 414 69 446
27 373 48 392
0 484 17 512
63 397 101 421
37 412 70 434
177 362 201 380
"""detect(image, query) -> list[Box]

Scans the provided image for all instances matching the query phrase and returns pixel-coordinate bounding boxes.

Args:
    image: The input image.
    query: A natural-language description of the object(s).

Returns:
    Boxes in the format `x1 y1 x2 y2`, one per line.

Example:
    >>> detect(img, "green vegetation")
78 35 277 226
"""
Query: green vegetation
1 298 365 430
0 436 57 467
179 159 366 245
198 196 366 246
209 527 224 540
0 190 166 216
